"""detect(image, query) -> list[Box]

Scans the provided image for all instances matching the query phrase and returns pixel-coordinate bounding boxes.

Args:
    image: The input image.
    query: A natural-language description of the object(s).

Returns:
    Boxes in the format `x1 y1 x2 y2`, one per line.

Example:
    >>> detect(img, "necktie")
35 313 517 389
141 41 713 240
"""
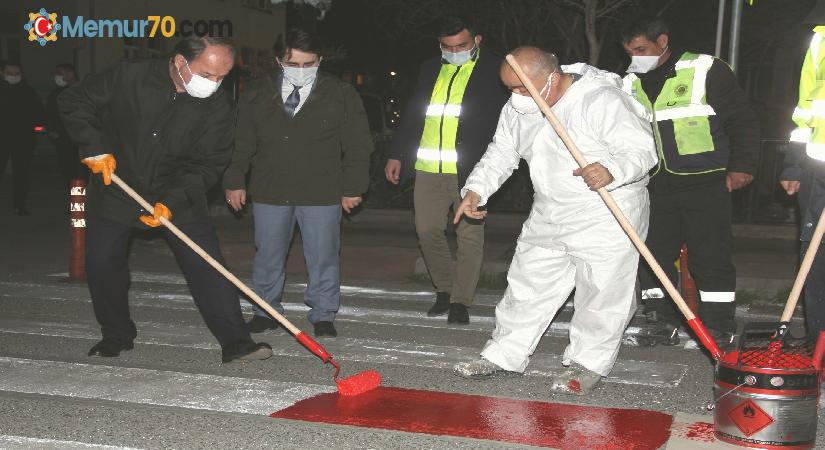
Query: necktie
284 85 301 117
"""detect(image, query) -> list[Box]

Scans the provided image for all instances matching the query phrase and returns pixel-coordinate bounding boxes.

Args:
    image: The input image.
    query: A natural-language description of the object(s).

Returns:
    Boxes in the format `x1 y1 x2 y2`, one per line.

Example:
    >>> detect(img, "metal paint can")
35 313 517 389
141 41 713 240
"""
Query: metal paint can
713 343 820 449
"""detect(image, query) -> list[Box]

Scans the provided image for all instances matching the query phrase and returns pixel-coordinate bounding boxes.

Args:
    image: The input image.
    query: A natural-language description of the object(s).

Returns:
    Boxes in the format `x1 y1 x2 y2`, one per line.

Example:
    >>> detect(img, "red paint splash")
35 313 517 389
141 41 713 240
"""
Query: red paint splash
272 387 673 449
685 422 715 443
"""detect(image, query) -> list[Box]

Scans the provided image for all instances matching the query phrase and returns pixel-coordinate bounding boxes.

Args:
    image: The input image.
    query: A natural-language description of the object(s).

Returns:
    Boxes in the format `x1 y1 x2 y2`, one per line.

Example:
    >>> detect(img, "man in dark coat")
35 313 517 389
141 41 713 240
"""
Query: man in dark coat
384 16 509 324
0 61 44 215
223 28 373 338
59 36 272 363
780 1 825 339
46 63 85 187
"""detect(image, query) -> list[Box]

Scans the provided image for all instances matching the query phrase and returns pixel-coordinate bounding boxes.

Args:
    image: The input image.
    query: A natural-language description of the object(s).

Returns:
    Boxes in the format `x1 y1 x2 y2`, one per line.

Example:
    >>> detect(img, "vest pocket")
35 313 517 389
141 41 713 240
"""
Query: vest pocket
672 116 715 155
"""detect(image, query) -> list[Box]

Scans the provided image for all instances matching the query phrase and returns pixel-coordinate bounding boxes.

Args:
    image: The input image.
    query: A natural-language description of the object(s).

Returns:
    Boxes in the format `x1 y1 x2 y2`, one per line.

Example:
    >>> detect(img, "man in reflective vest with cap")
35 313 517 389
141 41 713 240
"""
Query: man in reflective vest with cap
780 0 825 339
620 17 760 346
385 16 508 324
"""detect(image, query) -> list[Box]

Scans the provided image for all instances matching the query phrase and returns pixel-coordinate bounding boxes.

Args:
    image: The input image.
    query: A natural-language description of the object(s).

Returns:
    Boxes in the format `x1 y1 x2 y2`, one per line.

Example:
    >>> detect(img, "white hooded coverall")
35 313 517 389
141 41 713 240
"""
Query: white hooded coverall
463 64 657 376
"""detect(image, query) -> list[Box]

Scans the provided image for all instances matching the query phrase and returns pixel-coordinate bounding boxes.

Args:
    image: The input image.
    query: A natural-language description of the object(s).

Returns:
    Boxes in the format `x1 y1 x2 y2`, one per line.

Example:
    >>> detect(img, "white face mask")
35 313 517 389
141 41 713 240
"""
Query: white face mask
441 44 476 66
626 46 668 74
54 75 67 87
177 60 221 98
281 65 319 87
509 74 553 115
4 74 21 85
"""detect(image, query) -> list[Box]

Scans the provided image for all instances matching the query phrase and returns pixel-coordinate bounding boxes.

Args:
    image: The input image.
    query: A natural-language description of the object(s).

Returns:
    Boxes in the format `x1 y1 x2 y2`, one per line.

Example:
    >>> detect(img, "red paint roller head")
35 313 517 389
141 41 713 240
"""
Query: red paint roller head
335 367 382 396
295 332 382 396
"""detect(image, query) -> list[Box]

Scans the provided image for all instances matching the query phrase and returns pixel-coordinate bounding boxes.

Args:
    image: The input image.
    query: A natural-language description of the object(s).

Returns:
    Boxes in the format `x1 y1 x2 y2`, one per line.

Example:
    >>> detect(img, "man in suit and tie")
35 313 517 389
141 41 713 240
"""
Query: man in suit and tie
223 28 374 338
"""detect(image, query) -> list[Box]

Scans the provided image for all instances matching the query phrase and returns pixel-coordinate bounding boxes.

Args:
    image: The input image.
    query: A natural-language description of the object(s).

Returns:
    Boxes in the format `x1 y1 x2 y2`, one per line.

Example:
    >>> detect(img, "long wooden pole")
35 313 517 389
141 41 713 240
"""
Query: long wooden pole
504 55 723 359
110 173 301 334
780 208 825 323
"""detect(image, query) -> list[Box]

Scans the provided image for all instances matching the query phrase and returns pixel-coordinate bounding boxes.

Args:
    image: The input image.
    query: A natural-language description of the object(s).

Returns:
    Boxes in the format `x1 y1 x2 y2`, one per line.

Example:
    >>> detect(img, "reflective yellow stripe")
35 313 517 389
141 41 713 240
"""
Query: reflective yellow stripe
811 100 825 119
699 291 735 303
425 104 462 117
807 142 825 161
790 127 812 143
812 33 823 63
417 148 458 163
794 107 813 121
654 104 716 121
416 53 477 175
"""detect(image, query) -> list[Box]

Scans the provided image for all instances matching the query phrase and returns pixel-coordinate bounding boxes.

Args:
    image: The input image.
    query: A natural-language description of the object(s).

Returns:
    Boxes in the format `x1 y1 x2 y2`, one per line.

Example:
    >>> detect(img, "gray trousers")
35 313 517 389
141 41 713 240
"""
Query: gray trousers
252 203 341 324
413 171 484 306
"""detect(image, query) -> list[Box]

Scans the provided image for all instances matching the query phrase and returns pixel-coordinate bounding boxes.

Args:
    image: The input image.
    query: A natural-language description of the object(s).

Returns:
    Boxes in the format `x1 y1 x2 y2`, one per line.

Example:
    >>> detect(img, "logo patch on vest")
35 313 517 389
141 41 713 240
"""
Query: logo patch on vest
674 84 689 97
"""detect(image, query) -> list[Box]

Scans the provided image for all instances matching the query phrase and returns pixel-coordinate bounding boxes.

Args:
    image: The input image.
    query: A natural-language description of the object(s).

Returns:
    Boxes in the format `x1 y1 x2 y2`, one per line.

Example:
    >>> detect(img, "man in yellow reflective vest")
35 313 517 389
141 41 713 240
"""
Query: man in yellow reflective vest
620 17 760 346
385 16 508 324
781 0 825 339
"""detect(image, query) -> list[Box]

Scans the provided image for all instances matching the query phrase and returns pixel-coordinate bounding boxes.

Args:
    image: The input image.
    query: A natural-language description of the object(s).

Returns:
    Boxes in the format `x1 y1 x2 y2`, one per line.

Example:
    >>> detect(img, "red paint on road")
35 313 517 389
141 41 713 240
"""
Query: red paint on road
272 387 673 449
685 422 716 442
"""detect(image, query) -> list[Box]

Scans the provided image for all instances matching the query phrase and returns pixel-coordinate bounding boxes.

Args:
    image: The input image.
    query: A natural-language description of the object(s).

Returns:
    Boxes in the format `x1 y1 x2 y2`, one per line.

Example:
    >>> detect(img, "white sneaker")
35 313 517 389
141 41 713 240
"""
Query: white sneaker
453 358 506 379
550 362 602 395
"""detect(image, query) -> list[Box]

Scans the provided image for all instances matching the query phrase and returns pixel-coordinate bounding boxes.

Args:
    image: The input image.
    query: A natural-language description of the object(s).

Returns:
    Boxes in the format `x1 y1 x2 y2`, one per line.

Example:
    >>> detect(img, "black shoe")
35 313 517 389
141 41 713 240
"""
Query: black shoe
427 292 451 316
632 323 681 347
447 303 470 324
221 340 273 363
313 321 337 337
88 338 134 357
709 329 738 351
13 207 29 216
246 315 280 333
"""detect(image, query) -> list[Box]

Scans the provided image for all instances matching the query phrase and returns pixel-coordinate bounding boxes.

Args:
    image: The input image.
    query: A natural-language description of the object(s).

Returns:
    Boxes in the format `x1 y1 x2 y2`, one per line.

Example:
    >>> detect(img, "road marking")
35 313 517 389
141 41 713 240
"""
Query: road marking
272 386 673 450
0 357 333 415
0 435 142 450
0 318 688 387
1 282 595 338
44 273 508 306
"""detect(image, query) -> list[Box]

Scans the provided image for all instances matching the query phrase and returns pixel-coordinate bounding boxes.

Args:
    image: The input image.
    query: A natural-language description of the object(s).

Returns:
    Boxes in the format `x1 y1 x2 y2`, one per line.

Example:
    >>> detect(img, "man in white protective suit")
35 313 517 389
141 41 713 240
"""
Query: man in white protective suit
452 47 657 395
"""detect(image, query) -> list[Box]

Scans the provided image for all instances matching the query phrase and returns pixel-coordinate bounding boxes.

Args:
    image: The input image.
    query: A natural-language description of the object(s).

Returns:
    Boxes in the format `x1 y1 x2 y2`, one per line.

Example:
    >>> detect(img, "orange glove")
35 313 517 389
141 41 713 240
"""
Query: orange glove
139 203 172 227
81 154 116 185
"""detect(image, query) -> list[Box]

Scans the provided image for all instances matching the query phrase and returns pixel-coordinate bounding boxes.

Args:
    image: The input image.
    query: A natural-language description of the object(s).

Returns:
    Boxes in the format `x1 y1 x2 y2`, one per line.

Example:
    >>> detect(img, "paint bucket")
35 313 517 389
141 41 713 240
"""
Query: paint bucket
713 325 822 449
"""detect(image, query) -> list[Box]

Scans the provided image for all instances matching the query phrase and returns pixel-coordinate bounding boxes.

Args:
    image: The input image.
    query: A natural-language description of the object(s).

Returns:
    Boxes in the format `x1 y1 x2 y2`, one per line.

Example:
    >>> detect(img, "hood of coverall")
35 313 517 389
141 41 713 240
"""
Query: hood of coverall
512 63 649 121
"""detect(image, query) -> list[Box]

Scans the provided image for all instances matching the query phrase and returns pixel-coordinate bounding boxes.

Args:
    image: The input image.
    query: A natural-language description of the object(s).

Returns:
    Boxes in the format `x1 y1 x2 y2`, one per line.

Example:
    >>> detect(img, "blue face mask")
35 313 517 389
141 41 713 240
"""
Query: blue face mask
441 45 476 66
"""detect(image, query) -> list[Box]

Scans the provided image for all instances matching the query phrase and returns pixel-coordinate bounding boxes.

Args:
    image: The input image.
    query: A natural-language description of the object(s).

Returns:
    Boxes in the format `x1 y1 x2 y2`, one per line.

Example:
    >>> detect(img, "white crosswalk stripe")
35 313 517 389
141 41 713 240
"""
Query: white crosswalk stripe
0 435 142 450
0 316 687 388
0 271 714 448
0 357 332 415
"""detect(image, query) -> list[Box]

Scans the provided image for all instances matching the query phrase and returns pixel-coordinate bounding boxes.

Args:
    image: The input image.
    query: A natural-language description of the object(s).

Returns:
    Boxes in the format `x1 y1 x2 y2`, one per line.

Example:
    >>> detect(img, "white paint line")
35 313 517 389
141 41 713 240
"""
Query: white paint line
43 273 508 306
0 435 142 450
0 357 333 415
0 283 578 336
0 318 688 388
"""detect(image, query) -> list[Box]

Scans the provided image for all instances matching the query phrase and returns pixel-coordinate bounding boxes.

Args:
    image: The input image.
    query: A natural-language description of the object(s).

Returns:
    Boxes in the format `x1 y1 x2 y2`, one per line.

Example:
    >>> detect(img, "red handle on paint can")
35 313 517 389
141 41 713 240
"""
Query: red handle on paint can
295 332 333 363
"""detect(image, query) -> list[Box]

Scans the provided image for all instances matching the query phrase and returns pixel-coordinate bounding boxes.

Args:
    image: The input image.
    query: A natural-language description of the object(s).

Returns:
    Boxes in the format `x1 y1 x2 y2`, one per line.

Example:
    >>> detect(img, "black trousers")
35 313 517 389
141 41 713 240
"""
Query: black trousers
86 214 252 347
0 137 34 209
802 241 825 338
639 183 737 333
